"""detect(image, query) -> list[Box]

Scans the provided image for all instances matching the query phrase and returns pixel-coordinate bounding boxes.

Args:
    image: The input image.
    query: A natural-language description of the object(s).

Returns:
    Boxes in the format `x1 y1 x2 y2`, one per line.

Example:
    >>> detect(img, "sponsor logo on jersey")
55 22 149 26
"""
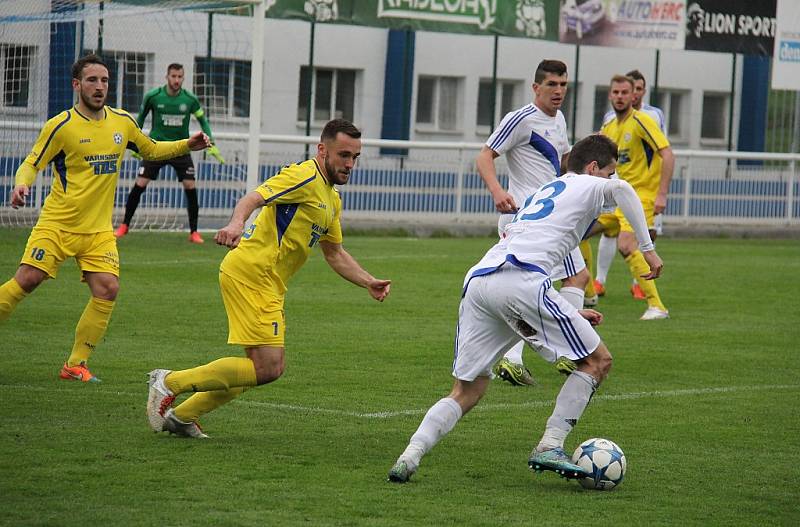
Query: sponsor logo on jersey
113 132 123 144
179 103 188 112
317 202 327 209
162 114 184 127
624 132 632 143
85 153 121 175
80 138 91 144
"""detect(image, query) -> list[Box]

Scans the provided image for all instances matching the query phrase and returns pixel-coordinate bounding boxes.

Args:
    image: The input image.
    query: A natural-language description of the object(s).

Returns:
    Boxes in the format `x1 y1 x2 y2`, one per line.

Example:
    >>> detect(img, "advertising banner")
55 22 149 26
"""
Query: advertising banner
772 0 800 90
558 0 685 49
684 0 776 55
262 0 561 40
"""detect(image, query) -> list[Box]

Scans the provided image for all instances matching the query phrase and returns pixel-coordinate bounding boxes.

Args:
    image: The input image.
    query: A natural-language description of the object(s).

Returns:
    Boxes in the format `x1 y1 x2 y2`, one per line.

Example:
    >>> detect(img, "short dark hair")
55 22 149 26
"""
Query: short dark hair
626 69 645 87
321 119 361 142
610 74 634 89
567 134 618 173
167 63 184 73
72 54 109 80
534 60 567 84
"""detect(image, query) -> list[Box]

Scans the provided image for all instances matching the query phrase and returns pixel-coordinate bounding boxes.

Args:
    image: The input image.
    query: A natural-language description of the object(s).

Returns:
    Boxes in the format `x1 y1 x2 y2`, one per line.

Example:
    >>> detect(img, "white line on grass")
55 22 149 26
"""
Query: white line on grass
3 383 796 419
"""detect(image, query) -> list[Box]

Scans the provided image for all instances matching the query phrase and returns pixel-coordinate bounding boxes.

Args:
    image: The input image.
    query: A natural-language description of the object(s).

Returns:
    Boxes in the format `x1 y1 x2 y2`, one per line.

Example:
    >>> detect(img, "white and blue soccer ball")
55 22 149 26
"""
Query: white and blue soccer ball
571 438 627 490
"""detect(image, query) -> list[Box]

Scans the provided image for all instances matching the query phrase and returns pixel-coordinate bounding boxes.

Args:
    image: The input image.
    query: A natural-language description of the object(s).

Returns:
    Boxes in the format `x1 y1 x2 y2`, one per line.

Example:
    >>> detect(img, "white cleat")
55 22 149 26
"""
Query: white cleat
640 307 669 320
146 369 174 432
163 409 209 439
583 294 599 307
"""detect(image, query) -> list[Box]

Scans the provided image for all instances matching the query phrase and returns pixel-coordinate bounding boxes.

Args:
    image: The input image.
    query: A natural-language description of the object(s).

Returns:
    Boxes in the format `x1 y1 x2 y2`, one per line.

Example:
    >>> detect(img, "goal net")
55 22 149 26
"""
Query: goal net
0 0 258 231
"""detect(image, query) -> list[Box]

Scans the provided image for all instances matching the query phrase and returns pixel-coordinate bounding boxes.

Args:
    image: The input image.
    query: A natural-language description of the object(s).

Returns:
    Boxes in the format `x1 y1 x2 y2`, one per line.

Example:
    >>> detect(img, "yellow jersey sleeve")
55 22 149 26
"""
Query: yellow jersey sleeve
254 163 317 205
632 111 670 152
17 111 69 183
321 190 343 244
112 108 190 160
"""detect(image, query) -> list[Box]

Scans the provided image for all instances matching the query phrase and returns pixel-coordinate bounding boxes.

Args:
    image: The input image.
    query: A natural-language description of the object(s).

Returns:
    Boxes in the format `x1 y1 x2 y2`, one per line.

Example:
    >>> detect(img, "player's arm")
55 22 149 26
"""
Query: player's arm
655 146 674 214
319 240 391 302
11 115 64 208
605 179 662 279
191 97 224 163
214 191 264 248
130 123 208 161
476 146 516 213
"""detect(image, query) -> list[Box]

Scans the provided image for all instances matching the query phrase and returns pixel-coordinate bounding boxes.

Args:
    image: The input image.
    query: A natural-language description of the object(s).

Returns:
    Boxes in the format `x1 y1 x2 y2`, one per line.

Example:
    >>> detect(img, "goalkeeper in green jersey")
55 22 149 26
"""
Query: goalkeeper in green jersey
115 63 224 243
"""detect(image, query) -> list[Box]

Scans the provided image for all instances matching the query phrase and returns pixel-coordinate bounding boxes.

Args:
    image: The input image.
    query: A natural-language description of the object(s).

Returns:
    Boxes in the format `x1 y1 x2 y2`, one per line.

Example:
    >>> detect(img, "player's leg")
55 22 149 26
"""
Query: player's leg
390 271 517 482
116 162 159 237
176 156 202 243
594 212 620 295
0 265 46 322
2 227 63 321
578 240 597 304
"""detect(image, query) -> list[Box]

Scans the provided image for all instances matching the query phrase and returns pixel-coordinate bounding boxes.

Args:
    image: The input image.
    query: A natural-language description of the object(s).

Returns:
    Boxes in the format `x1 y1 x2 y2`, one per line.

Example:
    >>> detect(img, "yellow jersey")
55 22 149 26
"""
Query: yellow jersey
17 106 190 233
220 159 343 294
601 109 670 198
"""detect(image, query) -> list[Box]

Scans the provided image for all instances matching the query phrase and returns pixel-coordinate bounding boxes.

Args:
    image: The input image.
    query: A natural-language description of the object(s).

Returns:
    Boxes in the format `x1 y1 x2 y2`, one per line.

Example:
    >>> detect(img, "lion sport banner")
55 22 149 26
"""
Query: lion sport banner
684 0 777 55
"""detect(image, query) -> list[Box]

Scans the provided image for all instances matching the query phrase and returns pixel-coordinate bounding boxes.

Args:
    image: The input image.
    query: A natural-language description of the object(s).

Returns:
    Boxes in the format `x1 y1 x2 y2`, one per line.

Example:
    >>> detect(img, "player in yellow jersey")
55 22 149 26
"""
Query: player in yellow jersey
0 54 211 382
146 119 391 438
587 74 674 320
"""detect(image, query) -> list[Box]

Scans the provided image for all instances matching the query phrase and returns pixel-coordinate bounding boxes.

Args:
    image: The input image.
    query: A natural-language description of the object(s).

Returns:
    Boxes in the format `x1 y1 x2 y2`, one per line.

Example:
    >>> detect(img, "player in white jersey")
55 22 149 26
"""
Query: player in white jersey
475 59 590 386
388 134 663 484
593 69 667 301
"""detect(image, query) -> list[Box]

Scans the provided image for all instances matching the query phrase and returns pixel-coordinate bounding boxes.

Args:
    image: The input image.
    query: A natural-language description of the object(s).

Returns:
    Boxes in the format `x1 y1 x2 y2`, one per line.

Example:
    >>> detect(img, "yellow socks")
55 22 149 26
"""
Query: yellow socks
68 297 115 366
165 357 257 394
174 387 250 422
579 240 597 298
0 278 28 322
624 251 667 311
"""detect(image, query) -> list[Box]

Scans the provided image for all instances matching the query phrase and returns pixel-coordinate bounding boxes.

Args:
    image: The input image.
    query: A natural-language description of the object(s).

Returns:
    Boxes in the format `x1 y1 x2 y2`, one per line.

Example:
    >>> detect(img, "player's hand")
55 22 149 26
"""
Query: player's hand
579 308 603 326
130 151 142 160
10 184 30 209
493 189 518 214
214 222 244 248
367 279 391 302
208 144 225 164
640 250 663 280
654 193 667 214
188 132 212 152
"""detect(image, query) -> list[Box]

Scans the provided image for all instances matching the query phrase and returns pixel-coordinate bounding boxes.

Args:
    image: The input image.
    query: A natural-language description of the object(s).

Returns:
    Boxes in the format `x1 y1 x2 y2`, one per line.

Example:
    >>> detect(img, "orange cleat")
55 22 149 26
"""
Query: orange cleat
59 362 100 383
114 224 129 238
593 280 606 297
188 231 204 244
631 283 646 300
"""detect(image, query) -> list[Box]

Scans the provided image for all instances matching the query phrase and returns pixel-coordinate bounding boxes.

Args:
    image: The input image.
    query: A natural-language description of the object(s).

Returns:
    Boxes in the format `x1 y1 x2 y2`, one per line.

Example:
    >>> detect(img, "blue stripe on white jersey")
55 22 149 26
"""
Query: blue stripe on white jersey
489 105 537 151
529 130 560 176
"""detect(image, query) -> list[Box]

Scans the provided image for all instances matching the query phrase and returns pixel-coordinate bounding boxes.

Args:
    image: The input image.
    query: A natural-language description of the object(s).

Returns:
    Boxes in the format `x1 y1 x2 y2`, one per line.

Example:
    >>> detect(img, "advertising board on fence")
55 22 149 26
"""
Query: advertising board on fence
558 0 685 49
684 0 776 55
772 0 800 90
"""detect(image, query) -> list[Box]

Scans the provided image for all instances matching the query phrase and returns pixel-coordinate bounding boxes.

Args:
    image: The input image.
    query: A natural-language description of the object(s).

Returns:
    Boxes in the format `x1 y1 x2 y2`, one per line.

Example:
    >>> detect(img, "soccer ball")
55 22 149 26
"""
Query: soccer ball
571 438 627 490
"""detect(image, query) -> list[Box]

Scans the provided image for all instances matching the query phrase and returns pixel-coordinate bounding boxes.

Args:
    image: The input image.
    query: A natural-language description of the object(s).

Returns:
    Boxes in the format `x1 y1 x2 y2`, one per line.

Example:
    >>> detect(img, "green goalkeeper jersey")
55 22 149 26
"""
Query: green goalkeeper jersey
137 86 213 142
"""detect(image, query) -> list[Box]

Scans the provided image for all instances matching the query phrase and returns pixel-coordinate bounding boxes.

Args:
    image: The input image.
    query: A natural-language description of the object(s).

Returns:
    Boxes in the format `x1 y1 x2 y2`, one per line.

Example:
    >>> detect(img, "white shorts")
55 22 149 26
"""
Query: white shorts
497 214 586 281
453 264 601 381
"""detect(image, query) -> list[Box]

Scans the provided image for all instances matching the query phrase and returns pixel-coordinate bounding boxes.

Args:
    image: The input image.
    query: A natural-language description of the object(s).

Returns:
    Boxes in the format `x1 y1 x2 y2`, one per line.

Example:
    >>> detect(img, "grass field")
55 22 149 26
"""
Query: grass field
1 228 799 526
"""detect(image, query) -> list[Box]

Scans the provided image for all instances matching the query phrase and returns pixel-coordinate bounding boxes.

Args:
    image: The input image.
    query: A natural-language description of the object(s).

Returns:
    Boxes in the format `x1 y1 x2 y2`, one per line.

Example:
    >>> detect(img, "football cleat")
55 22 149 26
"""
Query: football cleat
529 447 590 479
146 369 175 432
188 231 204 244
492 358 535 386
583 294 599 307
593 280 606 297
113 224 129 238
388 459 416 483
630 283 646 300
162 408 209 438
59 362 100 383
554 356 577 376
640 306 669 321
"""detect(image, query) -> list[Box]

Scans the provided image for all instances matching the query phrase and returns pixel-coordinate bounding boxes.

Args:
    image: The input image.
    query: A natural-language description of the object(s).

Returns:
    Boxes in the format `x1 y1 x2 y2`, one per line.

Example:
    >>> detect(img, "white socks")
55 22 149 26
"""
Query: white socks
596 234 617 284
537 370 598 452
402 397 463 469
502 341 525 364
559 286 585 310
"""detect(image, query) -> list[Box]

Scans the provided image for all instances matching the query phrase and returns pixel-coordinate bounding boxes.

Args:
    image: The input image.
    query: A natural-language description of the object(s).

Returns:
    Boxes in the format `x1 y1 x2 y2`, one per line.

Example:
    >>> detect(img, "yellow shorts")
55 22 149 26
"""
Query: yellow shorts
616 196 655 233
595 212 620 238
219 271 285 347
20 227 119 279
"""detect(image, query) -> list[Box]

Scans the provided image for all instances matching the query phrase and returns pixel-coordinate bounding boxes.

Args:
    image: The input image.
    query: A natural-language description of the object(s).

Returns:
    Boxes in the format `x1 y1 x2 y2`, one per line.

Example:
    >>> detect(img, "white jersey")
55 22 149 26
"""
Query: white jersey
464 174 651 287
603 103 666 132
486 103 570 206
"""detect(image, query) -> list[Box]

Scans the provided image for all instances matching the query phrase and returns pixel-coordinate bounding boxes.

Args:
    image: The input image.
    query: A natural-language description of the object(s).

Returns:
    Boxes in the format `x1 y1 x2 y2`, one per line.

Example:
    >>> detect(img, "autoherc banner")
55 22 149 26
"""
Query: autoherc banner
261 0 562 41
684 0 777 55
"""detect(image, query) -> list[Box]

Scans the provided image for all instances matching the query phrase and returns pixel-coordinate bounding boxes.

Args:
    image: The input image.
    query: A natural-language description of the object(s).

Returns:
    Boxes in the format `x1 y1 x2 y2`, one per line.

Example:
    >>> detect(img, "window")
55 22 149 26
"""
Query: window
701 92 728 140
416 75 461 131
194 57 251 119
297 67 356 123
477 79 523 128
91 51 150 113
654 90 688 141
0 44 34 109
593 85 610 131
